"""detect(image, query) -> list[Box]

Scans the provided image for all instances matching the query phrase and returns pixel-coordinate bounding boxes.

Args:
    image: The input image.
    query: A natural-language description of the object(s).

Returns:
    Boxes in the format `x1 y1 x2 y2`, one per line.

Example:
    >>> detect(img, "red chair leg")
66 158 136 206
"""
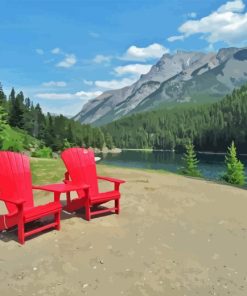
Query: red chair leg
18 220 25 245
66 192 71 207
85 200 91 221
115 199 120 214
55 211 61 230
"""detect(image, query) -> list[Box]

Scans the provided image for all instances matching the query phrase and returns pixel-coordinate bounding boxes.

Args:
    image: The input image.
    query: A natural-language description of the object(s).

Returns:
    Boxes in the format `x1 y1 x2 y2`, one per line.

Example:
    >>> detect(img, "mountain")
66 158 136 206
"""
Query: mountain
73 47 247 126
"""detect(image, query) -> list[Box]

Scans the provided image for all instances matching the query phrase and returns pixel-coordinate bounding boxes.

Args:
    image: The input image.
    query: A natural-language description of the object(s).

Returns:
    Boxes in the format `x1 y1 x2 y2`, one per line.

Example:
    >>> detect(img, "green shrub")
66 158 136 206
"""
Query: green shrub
31 146 53 158
180 141 202 177
222 141 245 186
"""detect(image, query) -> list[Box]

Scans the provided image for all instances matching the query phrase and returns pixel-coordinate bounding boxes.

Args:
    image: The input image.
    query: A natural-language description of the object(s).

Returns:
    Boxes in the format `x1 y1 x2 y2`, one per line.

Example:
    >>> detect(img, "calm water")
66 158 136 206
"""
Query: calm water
97 150 247 180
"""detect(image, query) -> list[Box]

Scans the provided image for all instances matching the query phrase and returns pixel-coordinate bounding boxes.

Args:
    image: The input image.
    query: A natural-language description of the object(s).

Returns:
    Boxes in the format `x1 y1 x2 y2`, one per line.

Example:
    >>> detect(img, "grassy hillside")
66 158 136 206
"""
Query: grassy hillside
2 125 41 152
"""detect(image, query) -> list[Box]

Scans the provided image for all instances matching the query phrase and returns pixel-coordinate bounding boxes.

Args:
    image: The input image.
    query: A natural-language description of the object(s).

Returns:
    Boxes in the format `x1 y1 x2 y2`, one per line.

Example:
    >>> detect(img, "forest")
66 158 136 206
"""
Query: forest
103 84 247 153
1 82 247 154
0 83 113 153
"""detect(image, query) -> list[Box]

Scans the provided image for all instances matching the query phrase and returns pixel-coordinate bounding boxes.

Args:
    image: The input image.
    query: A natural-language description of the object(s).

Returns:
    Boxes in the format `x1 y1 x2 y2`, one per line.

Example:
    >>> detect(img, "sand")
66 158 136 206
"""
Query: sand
1 166 247 295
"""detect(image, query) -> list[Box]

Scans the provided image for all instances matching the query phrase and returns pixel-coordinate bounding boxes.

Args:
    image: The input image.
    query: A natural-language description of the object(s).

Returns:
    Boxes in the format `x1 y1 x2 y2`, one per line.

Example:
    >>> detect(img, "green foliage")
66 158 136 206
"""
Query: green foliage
181 141 201 177
222 142 245 186
0 105 8 148
63 138 71 149
103 84 247 153
2 126 25 151
0 82 106 152
31 146 53 158
105 133 114 149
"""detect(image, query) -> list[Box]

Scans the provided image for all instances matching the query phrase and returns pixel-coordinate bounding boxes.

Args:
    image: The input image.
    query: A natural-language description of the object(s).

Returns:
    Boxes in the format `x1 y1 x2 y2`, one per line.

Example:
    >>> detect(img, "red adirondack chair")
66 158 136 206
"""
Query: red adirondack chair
61 148 125 221
0 151 62 244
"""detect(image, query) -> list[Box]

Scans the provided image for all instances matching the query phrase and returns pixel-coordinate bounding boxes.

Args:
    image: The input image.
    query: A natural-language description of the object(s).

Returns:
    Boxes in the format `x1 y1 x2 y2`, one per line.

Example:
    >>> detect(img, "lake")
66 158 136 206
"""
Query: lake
97 150 247 180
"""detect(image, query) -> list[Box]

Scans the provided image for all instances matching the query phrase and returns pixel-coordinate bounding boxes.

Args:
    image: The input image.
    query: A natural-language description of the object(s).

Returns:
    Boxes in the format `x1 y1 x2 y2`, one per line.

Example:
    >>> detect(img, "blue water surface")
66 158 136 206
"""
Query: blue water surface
97 150 247 181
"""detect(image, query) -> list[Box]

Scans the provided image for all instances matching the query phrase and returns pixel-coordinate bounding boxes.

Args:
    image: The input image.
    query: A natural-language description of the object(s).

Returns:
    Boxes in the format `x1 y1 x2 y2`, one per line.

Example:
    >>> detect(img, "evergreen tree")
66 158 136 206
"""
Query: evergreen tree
222 141 245 185
181 141 201 177
0 105 7 148
105 133 114 149
8 89 25 128
0 83 7 106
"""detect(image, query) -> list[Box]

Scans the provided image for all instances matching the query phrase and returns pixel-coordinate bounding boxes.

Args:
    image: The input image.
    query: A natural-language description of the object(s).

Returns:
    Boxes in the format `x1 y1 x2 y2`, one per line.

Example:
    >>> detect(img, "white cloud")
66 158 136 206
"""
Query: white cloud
36 49 44 55
35 90 102 101
42 102 84 116
122 43 169 61
114 64 152 76
95 78 137 90
167 35 185 42
168 0 247 45
217 0 245 13
51 47 61 54
75 90 103 99
36 93 74 100
56 54 77 68
42 81 67 87
83 79 94 86
93 54 112 64
187 12 197 18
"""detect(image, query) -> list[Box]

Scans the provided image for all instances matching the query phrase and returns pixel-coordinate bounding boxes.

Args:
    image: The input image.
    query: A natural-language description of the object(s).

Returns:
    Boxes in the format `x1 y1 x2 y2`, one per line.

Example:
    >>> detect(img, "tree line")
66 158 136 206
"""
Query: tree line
103 84 247 153
0 83 114 152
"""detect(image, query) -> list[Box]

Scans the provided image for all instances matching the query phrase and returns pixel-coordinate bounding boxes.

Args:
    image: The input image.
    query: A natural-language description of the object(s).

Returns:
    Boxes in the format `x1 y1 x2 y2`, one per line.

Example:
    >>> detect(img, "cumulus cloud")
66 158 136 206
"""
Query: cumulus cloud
42 81 67 87
36 48 44 55
56 54 77 68
187 12 197 18
168 0 247 45
217 0 245 13
51 47 61 54
83 79 94 86
75 90 103 99
36 90 102 100
122 43 169 61
114 64 152 76
95 78 137 90
93 54 112 64
36 93 74 100
167 35 185 42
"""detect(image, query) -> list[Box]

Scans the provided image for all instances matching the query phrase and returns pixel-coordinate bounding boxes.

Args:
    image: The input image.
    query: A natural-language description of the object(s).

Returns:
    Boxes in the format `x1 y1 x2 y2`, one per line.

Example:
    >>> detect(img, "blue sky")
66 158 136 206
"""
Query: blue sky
1 0 247 115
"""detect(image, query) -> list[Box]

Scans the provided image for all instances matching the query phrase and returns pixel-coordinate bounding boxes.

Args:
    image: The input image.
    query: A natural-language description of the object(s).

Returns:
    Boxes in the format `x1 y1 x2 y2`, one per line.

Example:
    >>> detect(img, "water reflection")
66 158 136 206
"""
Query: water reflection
98 150 247 181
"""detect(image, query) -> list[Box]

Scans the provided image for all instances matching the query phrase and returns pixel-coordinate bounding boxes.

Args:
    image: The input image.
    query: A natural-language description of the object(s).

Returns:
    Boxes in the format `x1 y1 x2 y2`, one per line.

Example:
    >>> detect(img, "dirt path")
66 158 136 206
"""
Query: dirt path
1 166 247 295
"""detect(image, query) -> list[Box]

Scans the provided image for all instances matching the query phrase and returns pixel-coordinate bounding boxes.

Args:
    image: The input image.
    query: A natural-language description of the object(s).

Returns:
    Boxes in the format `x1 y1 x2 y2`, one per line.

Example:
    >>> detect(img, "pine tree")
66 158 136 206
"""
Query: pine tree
222 141 245 185
0 83 7 106
8 89 25 128
0 105 7 148
181 141 201 177
105 132 114 149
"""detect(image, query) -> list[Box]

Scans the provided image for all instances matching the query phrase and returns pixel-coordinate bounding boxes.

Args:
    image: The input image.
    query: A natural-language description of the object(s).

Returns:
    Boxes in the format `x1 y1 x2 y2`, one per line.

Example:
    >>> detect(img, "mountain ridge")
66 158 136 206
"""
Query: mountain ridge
73 47 247 126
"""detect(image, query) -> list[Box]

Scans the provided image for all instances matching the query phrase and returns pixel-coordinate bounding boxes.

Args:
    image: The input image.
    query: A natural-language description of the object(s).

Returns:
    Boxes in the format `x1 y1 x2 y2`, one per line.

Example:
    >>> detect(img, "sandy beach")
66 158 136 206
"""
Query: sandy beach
1 165 247 295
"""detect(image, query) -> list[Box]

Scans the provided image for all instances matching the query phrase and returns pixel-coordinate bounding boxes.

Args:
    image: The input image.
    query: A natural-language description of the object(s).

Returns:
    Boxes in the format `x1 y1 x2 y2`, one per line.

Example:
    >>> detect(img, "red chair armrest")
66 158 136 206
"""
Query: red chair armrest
0 196 25 205
32 183 90 193
97 175 125 184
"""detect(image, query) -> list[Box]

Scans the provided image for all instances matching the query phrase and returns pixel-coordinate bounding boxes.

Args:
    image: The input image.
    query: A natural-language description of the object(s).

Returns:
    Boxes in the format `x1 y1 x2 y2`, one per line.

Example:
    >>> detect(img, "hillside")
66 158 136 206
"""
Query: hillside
103 84 247 153
74 47 247 126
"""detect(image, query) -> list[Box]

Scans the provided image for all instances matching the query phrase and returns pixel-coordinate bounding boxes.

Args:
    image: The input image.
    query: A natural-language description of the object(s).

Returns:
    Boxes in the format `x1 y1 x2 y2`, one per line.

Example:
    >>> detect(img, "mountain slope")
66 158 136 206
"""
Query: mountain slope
74 47 247 126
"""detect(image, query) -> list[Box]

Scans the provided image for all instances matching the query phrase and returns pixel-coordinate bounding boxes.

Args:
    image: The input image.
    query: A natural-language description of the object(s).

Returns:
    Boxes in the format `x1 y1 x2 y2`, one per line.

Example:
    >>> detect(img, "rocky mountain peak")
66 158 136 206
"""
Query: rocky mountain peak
73 47 247 126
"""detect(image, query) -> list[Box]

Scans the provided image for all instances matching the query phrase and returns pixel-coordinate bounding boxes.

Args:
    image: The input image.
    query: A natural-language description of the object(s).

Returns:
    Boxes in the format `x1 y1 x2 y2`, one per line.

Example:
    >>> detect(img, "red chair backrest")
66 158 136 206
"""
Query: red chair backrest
0 151 34 213
61 148 99 196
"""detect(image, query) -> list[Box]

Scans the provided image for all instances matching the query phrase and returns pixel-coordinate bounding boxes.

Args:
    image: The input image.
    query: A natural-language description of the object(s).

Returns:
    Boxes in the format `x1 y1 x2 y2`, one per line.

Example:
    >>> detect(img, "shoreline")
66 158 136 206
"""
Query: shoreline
121 148 247 156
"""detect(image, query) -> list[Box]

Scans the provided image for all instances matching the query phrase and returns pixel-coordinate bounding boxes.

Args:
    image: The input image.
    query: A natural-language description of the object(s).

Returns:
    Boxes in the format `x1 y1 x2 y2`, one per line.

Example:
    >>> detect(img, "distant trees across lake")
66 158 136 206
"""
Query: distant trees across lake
1 82 247 155
103 84 247 153
0 83 109 152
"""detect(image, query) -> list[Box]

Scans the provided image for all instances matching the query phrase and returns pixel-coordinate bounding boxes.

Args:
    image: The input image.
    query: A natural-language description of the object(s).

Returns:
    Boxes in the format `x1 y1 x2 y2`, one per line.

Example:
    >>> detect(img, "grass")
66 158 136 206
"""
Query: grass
30 158 111 185
31 158 65 185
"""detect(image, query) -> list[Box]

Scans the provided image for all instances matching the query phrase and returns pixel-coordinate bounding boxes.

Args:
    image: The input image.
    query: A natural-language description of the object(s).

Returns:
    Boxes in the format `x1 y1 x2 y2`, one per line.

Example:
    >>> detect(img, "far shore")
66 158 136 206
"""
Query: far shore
121 148 247 156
